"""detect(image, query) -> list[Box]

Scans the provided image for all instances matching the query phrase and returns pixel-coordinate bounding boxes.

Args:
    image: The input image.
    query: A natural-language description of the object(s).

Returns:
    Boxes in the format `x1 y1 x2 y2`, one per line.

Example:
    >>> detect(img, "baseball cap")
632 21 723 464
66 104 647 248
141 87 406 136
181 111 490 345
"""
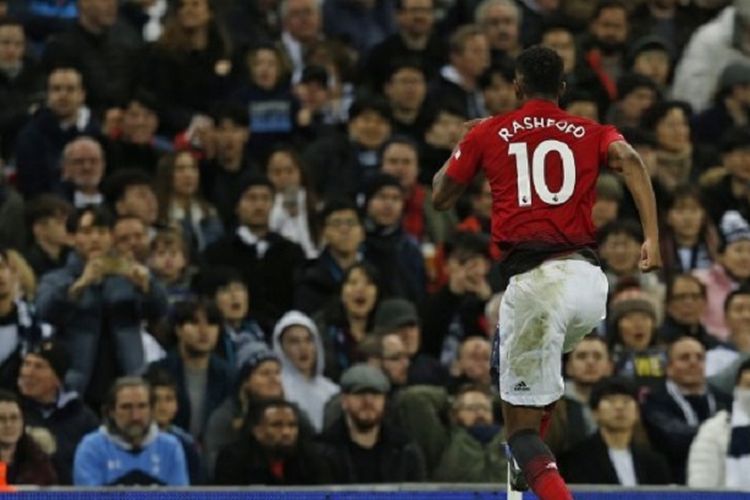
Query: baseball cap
340 364 390 394
28 340 71 382
719 62 750 91
374 298 419 334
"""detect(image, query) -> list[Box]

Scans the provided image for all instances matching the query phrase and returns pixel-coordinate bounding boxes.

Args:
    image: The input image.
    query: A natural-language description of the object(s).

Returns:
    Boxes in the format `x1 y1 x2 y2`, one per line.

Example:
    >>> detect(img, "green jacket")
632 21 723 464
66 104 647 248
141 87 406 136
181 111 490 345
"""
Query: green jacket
393 385 508 482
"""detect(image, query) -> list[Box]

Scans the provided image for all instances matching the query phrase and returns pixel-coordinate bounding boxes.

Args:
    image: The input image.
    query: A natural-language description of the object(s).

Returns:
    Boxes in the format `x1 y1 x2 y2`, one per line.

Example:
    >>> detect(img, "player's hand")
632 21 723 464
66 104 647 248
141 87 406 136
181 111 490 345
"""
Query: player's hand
639 238 662 273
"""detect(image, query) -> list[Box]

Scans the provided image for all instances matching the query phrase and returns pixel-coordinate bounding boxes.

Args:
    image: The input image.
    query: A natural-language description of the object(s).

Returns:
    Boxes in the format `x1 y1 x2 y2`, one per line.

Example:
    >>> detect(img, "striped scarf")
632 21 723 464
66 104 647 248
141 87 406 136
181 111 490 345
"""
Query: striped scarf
726 389 750 490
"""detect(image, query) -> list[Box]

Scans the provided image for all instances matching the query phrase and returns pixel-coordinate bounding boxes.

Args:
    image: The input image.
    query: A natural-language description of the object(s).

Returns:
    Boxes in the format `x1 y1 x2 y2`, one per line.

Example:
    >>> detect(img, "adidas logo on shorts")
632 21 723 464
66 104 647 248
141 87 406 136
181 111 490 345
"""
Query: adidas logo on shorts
513 381 530 392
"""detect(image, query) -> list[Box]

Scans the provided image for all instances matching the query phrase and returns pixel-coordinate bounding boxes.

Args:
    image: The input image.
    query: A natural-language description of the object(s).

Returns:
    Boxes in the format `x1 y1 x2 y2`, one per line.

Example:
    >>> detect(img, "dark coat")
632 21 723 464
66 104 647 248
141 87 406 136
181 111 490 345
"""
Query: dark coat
139 32 232 134
148 351 234 440
214 435 330 485
21 391 99 485
358 32 446 91
560 431 671 485
7 434 58 486
294 249 352 315
363 224 426 305
202 231 305 332
0 56 45 161
42 22 140 113
318 416 427 483
14 107 100 198
642 381 731 484
420 285 488 359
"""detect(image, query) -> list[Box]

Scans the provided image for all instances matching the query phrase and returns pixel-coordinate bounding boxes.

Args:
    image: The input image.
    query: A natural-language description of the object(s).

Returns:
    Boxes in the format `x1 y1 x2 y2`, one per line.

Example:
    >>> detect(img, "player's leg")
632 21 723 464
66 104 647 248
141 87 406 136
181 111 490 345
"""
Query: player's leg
497 259 606 499
503 402 571 500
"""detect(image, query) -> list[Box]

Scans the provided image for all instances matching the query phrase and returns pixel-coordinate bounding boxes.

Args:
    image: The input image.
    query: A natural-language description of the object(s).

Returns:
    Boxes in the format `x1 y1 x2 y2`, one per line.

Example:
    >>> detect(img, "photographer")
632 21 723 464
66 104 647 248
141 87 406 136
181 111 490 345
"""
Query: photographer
36 206 168 409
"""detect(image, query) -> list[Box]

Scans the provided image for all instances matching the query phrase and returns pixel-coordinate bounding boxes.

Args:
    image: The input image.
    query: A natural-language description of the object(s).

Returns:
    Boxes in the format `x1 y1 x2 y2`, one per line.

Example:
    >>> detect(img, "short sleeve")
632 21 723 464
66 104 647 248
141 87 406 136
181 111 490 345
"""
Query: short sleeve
445 125 483 184
598 125 625 165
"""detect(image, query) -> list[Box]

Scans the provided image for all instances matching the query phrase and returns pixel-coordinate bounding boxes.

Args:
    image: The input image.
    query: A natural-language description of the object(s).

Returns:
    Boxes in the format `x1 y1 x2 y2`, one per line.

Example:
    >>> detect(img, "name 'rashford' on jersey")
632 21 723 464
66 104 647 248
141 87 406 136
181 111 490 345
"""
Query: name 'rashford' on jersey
446 99 624 271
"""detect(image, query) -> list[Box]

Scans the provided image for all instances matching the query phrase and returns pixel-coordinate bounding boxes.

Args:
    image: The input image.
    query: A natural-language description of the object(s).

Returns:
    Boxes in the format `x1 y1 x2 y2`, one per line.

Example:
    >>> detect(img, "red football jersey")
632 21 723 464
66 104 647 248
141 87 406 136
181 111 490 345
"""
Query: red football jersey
446 99 624 273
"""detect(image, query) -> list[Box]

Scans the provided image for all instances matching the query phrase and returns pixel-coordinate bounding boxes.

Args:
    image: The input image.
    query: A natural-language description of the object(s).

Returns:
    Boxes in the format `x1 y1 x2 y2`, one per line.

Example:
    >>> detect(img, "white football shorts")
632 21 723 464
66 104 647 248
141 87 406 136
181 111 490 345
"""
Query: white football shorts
496 257 608 406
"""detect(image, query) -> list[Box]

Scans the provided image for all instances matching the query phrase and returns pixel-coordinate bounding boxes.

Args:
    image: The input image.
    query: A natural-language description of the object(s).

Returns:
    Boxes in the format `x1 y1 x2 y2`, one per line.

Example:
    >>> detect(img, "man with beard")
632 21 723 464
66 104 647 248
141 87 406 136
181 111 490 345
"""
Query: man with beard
73 377 188 486
146 299 233 441
581 0 630 109
320 364 426 482
395 384 507 481
213 399 330 485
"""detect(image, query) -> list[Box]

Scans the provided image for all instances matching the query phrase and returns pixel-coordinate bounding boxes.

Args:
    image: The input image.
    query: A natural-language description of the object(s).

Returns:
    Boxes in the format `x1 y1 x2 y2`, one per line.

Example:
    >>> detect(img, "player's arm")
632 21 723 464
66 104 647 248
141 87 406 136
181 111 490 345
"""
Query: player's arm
607 140 662 272
432 119 484 211
432 158 466 210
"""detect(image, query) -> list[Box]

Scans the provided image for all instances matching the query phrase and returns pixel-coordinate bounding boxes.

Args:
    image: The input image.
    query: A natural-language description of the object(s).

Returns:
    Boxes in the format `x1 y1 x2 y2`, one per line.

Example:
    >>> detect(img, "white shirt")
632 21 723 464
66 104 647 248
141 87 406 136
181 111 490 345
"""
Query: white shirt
608 448 637 486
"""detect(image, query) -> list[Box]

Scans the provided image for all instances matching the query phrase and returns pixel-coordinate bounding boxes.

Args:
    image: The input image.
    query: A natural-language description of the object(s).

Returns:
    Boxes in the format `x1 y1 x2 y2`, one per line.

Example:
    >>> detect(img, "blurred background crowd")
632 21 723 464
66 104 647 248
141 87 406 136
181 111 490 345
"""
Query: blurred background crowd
0 0 747 490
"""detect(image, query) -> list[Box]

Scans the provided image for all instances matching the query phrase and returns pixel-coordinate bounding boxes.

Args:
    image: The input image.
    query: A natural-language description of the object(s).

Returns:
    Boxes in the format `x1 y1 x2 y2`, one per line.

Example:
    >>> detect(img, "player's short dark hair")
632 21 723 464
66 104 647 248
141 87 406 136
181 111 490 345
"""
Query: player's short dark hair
515 46 564 97
478 59 515 90
589 377 636 410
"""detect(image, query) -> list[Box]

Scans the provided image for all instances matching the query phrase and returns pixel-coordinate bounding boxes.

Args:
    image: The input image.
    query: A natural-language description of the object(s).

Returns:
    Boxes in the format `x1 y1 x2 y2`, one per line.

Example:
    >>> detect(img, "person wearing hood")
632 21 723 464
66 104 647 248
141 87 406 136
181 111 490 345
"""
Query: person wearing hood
17 340 98 485
272 311 339 433
362 173 426 305
73 376 188 486
393 383 507 482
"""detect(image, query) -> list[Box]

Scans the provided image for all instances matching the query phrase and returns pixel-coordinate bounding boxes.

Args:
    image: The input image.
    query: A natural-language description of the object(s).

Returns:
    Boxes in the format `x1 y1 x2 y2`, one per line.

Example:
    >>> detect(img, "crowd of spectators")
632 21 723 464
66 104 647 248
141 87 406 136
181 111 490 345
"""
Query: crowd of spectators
0 0 748 490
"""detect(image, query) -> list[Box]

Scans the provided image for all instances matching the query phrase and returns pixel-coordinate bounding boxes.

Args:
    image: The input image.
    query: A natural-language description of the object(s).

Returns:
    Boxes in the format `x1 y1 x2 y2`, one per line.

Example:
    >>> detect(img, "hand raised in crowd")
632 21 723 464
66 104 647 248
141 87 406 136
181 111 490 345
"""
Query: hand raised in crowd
125 262 151 293
68 258 105 298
